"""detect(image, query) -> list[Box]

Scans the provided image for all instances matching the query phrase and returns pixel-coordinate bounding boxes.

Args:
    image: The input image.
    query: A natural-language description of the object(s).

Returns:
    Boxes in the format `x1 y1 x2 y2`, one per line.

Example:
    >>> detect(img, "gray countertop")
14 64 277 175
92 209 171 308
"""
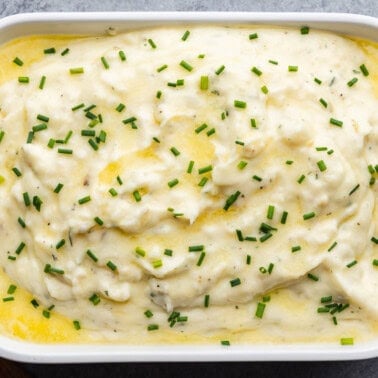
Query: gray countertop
0 1 377 377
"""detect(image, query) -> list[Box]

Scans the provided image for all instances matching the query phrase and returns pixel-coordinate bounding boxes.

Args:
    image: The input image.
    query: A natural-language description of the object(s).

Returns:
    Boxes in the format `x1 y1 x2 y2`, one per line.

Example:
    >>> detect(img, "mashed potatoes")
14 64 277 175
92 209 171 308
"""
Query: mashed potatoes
0 25 377 345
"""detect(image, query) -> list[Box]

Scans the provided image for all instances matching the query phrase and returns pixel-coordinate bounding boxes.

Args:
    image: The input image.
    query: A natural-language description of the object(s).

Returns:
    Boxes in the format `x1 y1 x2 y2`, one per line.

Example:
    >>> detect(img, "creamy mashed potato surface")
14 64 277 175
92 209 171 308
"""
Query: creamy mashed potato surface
0 25 377 345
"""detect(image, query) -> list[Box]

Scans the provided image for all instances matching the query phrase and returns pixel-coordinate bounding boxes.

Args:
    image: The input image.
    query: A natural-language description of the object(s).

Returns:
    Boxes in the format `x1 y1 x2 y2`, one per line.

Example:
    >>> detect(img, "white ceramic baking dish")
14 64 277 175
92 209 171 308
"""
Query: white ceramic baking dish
0 11 377 363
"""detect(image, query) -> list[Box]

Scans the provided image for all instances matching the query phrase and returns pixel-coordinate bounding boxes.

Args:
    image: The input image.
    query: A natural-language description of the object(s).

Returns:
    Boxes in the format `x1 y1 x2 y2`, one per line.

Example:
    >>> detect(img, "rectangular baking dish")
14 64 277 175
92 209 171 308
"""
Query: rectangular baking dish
0 11 377 363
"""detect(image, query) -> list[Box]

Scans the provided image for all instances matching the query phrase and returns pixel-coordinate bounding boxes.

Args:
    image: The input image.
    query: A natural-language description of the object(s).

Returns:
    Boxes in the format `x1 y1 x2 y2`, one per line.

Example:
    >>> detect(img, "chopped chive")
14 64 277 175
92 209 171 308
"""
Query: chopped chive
156 90 162 99
321 296 332 303
131 190 141 202
23 192 31 207
37 75 46 90
221 340 230 346
328 241 338 252
371 237 378 244
252 175 262 182
198 177 208 187
245 236 257 242
316 146 328 151
288 66 298 72
330 118 343 127
319 98 328 108
206 128 215 137
359 64 369 76
291 245 301 253
204 294 210 308
58 148 73 154
12 167 22 177
167 82 177 87
32 123 47 132
15 242 26 255
0 130 4 143
69 67 84 74
18 76 29 83
373 259 378 266
73 320 81 330
81 129 95 137
170 147 180 156
262 296 271 303
88 139 98 151
234 100 247 109
98 130 107 143
230 278 241 287
37 114 49 123
346 260 357 268
3 297 14 302
106 260 117 271
86 249 98 262
147 324 159 331
297 174 306 184
135 247 146 257
349 184 360 196
44 47 56 54
300 26 310 34
235 140 244 146
60 48 69 56
144 310 153 318
249 33 258 40
119 50 126 61
78 196 91 205
13 57 24 66
280 211 288 224
251 66 262 76
327 149 334 155
164 249 173 257
223 190 241 211
260 233 272 243
89 293 101 306
115 103 126 112
7 285 17 295
236 229 244 242
194 123 207 134
101 56 109 69
307 273 319 281
179 60 193 72
340 338 354 346
122 116 137 125
148 39 157 49
72 103 85 111
286 160 293 165
198 165 213 174
56 239 65 250
368 164 375 174
31 299 39 308
255 302 266 318
168 178 179 188
157 64 168 73
250 118 257 128
108 188 118 197
215 65 225 75
269 59 278 65
198 54 205 58
246 255 252 265
196 252 206 266
18 217 26 228
317 160 327 172
200 75 209 90
187 160 195 174
8 256 16 261
236 160 248 170
26 131 34 145
303 212 315 220
33 196 42 211
314 77 322 85
44 264 64 275
181 30 190 41
317 307 330 313
267 205 275 220
94 216 104 226
261 85 269 94
188 245 204 252
347 77 358 87
268 263 274 274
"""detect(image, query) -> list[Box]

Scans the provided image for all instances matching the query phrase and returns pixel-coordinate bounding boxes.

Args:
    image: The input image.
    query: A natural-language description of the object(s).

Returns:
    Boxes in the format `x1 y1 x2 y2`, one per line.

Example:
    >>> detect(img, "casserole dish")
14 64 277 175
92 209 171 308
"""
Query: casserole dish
0 11 377 363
